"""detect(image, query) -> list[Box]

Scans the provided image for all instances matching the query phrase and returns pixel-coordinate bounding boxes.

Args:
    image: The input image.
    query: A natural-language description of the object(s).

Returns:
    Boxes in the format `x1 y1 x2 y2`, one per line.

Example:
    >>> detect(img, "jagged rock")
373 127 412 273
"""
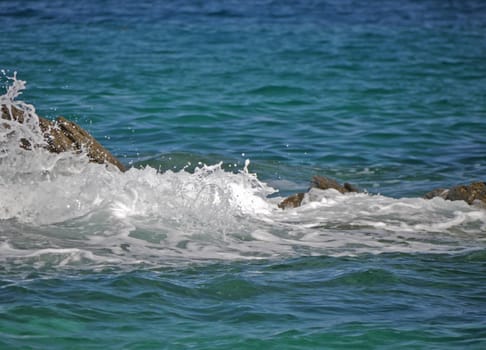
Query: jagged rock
279 176 359 209
423 188 449 200
425 182 486 205
278 192 305 209
311 175 359 194
1 104 24 123
281 175 486 209
1 104 126 172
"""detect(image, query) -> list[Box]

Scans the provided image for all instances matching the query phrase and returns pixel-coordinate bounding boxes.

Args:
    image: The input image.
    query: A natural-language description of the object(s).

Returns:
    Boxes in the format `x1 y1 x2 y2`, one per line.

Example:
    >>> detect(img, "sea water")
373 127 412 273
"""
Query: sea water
1 1 486 349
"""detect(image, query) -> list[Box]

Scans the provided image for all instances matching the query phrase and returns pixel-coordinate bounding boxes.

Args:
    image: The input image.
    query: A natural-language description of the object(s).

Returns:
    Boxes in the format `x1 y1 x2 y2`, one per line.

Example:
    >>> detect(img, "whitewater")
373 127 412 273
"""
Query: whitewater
1 75 485 273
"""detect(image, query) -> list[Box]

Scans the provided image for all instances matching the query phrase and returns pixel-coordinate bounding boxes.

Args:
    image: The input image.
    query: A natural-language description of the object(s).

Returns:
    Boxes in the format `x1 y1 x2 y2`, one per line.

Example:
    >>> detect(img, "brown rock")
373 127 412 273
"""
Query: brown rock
1 104 126 172
48 116 126 171
423 188 449 200
311 175 359 194
424 182 486 205
279 176 359 209
278 192 305 209
445 182 486 205
1 104 24 123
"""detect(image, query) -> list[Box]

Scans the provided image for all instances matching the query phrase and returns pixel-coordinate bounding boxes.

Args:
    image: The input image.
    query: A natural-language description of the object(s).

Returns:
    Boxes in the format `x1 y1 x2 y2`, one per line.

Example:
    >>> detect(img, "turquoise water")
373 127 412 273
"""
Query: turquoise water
1 0 486 348
2 254 486 349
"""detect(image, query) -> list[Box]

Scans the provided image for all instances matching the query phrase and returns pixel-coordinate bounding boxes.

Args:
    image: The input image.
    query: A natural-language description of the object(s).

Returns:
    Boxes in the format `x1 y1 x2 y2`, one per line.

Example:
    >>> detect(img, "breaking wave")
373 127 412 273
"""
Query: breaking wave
1 74 485 271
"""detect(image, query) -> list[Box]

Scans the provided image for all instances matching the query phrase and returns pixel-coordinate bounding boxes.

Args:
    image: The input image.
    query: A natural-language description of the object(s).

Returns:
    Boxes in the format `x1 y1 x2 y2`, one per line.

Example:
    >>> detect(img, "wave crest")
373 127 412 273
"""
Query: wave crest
1 75 485 270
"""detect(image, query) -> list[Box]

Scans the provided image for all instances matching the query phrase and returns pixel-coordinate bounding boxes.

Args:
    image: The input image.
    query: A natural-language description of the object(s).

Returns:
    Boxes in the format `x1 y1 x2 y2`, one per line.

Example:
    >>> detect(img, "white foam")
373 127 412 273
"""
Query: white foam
1 75 485 270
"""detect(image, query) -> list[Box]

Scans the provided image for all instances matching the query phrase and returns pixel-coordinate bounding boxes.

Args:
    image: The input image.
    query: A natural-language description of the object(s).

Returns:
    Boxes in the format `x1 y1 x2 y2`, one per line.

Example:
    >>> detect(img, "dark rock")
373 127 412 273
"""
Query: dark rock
1 104 126 172
424 182 486 205
311 175 359 194
279 176 359 209
47 116 126 172
280 175 486 209
445 182 486 205
343 182 359 193
278 192 305 209
1 104 24 123
423 188 449 200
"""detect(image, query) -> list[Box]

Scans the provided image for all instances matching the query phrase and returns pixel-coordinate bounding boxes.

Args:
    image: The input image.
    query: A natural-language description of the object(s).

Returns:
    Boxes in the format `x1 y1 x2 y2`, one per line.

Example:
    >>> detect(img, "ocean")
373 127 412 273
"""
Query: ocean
1 0 486 348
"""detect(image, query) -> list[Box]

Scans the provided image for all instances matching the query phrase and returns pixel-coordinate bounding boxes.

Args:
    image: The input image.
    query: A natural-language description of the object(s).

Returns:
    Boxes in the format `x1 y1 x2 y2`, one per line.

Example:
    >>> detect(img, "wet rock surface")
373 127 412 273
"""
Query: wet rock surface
425 182 486 205
1 104 125 172
280 175 485 209
278 176 359 209
311 175 359 194
278 192 305 209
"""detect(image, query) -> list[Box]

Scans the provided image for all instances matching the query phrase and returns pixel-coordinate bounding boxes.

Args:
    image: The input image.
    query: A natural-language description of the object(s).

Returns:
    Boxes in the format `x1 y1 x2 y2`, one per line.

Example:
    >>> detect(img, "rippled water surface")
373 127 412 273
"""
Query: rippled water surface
1 0 486 348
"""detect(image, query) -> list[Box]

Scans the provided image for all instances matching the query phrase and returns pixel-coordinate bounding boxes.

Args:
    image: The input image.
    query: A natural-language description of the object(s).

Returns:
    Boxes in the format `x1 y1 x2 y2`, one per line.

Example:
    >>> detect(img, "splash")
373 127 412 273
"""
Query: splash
0 71 45 149
0 75 485 271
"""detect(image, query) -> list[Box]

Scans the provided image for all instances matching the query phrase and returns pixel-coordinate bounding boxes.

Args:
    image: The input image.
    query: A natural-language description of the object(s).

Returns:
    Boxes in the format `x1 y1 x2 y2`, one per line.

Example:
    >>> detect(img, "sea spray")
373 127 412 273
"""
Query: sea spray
0 76 485 271
0 73 50 182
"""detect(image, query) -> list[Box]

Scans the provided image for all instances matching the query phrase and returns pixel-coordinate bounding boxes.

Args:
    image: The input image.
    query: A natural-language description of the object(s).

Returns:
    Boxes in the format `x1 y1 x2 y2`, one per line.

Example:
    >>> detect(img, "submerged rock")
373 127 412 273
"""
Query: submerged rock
311 175 359 194
423 188 449 200
1 104 126 172
278 176 359 209
278 192 305 209
280 175 486 209
424 182 486 205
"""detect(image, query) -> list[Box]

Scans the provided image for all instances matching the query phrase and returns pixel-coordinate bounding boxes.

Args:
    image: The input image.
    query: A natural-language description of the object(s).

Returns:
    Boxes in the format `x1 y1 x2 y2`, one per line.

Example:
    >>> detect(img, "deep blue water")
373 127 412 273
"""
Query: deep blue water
1 0 486 349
